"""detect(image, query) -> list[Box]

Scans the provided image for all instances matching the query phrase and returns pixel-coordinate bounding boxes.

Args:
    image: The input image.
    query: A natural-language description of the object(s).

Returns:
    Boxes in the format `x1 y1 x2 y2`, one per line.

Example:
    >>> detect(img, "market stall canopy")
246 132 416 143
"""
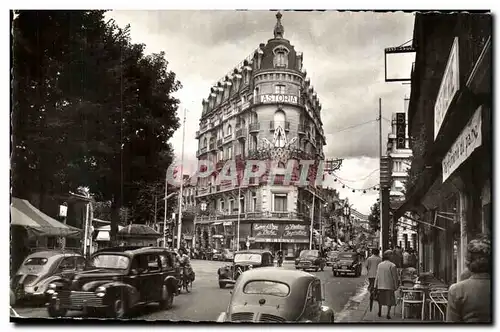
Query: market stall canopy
10 198 82 238
117 224 161 239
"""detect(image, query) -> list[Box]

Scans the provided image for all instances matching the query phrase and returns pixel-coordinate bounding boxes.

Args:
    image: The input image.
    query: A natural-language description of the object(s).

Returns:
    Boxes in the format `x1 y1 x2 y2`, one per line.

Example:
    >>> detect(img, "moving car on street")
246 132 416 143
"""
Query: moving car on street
326 251 340 267
11 250 85 303
212 249 223 261
295 250 326 272
332 252 362 277
217 250 274 289
45 246 179 318
221 249 234 261
216 268 335 323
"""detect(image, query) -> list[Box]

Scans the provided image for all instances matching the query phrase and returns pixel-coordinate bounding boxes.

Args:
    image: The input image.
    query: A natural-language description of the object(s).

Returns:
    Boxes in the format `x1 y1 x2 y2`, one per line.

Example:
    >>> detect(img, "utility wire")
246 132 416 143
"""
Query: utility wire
329 119 377 135
332 168 380 182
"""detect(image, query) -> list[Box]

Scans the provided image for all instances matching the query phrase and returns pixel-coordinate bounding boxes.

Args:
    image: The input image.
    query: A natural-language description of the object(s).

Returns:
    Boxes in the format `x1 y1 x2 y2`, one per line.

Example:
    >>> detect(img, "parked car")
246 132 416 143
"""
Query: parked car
213 249 223 261
332 252 362 277
217 250 274 288
45 246 179 318
221 249 234 261
326 251 340 267
216 267 335 322
295 250 326 272
11 250 85 303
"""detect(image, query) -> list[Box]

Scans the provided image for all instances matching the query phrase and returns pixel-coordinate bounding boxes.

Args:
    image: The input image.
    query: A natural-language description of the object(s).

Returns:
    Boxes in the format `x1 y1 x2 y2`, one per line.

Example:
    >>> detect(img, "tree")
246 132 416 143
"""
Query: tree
368 201 380 232
12 11 181 243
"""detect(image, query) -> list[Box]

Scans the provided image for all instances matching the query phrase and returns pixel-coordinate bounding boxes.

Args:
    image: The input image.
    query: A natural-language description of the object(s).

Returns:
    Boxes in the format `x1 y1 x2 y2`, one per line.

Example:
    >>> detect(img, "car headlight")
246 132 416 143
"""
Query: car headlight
95 286 106 297
48 283 57 289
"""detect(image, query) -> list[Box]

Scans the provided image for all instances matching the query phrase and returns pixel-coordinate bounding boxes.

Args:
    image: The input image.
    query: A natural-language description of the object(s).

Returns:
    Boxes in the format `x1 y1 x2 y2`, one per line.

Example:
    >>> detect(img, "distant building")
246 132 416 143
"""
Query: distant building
385 102 416 250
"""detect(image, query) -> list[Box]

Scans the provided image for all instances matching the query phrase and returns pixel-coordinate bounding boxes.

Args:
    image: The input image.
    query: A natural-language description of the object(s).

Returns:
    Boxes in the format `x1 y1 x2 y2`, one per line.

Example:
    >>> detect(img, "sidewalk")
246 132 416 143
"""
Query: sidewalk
338 287 427 323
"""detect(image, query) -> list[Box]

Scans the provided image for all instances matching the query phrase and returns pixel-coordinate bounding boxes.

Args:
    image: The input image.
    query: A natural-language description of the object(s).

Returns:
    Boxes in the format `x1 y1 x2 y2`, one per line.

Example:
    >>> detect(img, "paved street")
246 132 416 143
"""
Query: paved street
13 259 367 322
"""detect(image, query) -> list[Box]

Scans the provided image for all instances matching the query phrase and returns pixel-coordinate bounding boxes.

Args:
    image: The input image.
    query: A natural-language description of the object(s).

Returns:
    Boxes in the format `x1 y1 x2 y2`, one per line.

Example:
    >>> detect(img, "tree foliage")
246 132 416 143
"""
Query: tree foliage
12 10 181 242
368 201 381 232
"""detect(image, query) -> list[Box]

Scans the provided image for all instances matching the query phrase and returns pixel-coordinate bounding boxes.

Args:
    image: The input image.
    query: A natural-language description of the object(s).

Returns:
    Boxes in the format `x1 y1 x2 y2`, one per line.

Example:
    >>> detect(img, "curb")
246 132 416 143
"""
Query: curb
337 286 371 323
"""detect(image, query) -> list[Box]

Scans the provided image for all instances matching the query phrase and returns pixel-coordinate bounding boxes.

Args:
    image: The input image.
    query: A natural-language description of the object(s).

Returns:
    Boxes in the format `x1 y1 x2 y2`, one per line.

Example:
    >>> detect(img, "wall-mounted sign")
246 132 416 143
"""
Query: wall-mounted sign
434 37 460 140
282 224 308 238
396 113 406 149
260 94 298 105
442 106 482 182
253 223 279 238
380 157 392 188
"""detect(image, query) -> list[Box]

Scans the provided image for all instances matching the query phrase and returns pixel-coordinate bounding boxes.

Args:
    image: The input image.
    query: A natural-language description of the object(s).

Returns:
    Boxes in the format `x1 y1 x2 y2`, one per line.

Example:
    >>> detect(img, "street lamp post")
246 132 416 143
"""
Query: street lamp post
343 203 351 245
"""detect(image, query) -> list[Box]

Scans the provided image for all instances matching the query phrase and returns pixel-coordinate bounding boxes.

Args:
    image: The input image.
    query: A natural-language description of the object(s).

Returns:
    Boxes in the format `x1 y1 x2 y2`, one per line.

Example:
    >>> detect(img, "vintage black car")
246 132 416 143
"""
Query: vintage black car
217 250 274 288
295 250 326 272
332 252 362 277
45 246 179 318
216 268 335 322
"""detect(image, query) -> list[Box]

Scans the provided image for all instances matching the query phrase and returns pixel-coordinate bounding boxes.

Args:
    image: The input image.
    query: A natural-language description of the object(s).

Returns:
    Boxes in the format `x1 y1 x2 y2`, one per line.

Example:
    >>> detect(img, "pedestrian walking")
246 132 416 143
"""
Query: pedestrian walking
447 236 491 323
374 250 398 319
366 248 382 292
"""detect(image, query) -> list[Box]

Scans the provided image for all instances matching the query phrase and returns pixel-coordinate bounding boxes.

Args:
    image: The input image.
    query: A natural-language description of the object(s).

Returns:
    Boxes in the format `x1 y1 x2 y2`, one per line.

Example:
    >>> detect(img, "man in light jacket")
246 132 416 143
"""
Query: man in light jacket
375 250 399 319
366 248 382 292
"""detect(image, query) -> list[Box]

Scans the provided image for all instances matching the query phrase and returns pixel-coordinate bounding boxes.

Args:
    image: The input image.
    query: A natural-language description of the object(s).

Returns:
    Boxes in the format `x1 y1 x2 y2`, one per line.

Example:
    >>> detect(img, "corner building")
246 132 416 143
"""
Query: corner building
193 13 326 259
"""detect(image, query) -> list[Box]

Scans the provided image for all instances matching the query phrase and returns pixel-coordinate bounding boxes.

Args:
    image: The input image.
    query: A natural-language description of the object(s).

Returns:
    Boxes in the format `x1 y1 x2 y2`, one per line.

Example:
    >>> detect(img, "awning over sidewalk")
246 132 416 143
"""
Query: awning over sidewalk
10 198 82 238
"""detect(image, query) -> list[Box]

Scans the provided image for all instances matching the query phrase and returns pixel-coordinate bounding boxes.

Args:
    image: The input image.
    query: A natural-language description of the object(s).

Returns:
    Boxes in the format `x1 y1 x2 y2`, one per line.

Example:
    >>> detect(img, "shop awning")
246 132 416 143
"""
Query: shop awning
10 198 82 238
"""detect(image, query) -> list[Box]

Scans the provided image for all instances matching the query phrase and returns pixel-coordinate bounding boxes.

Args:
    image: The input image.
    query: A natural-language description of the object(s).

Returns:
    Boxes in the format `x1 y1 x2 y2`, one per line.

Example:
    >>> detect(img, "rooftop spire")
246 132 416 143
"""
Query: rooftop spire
273 11 284 39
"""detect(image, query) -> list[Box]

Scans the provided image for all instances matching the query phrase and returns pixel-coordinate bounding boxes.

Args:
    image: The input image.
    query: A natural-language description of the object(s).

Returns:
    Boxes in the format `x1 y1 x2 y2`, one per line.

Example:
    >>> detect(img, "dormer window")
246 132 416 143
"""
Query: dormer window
273 46 289 68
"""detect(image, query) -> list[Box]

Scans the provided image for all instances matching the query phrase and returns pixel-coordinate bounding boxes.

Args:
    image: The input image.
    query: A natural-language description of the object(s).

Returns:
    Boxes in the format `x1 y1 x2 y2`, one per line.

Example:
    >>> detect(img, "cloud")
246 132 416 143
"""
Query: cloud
105 10 414 213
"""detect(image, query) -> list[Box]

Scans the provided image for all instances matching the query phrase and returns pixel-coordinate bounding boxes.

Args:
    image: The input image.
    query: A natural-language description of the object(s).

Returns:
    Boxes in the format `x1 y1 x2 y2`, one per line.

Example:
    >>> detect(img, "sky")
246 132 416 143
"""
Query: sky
105 10 415 214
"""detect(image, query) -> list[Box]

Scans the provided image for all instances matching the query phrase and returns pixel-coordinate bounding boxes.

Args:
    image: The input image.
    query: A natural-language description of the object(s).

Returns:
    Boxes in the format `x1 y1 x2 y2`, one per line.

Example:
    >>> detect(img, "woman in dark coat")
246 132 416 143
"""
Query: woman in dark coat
374 250 399 319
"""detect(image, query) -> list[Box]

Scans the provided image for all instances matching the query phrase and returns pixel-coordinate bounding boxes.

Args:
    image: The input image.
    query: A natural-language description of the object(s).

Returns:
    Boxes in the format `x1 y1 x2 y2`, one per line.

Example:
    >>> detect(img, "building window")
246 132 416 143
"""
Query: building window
226 125 232 137
203 138 208 147
274 110 286 125
239 196 245 212
273 47 289 68
229 199 234 213
274 84 286 94
273 193 288 212
252 192 257 211
220 199 225 212
225 146 233 159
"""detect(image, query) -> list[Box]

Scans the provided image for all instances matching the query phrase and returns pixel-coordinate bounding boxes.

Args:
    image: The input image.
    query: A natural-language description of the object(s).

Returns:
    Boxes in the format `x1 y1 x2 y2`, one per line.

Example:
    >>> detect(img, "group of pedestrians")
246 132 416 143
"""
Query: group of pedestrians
364 235 491 322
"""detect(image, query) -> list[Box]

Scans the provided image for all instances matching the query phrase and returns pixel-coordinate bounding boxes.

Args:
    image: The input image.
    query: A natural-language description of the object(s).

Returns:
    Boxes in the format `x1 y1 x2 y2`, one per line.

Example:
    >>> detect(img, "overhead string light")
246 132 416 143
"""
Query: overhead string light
326 172 379 193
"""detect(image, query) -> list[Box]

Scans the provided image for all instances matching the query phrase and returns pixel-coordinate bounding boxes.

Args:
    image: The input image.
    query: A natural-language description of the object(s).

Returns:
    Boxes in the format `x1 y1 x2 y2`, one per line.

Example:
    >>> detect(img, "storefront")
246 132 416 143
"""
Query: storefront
250 222 310 258
395 16 491 285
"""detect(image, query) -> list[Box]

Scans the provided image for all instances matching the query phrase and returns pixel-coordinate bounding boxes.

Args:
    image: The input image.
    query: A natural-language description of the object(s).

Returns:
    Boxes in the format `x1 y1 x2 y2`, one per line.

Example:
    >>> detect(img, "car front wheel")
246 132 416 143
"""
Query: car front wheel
159 285 174 310
47 300 68 318
219 281 226 289
108 295 128 319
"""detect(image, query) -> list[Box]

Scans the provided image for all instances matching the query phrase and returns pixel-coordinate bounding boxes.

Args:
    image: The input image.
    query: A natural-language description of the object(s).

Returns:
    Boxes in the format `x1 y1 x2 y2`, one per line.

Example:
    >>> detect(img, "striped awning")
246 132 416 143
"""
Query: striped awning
10 198 82 238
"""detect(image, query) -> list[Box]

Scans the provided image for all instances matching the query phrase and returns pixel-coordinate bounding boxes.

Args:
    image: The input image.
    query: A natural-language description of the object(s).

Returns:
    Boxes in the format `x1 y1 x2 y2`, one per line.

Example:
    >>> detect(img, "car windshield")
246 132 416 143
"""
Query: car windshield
338 253 356 259
90 254 130 270
299 250 319 258
234 253 261 264
24 257 48 265
243 281 290 297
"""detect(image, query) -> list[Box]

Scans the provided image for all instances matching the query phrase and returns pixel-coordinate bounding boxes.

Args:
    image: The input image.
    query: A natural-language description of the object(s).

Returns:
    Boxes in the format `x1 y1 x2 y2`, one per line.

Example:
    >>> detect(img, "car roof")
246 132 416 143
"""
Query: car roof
235 249 272 254
93 246 174 257
236 267 316 285
26 251 81 259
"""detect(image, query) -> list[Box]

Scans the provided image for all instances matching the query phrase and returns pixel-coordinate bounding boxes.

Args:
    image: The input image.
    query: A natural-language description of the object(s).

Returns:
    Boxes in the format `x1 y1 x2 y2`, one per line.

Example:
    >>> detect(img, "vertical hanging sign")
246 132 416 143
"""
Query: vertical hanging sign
396 113 406 149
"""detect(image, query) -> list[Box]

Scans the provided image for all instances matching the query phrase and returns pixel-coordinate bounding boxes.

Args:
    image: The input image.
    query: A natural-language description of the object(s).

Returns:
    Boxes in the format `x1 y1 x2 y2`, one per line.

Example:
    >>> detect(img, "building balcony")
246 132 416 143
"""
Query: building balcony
236 128 247 139
196 146 208 157
217 138 223 149
224 133 233 143
195 211 306 223
270 121 290 131
249 123 260 133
